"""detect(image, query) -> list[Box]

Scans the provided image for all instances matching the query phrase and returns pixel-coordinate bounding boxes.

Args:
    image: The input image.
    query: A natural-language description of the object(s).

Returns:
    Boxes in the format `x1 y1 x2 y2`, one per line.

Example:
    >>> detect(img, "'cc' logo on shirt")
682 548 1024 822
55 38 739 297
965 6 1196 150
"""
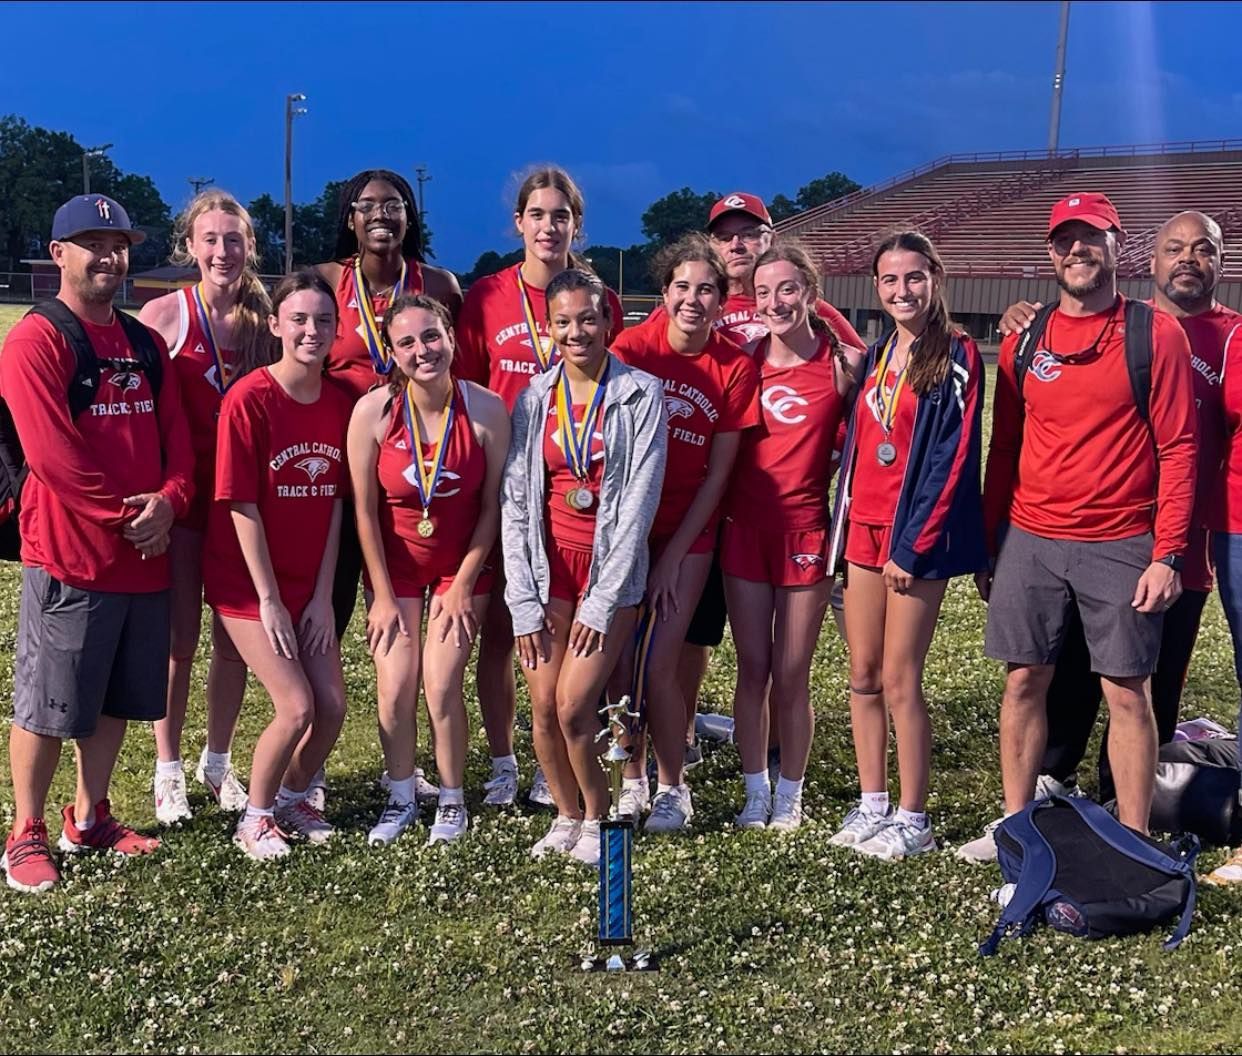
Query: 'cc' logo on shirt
762 384 808 425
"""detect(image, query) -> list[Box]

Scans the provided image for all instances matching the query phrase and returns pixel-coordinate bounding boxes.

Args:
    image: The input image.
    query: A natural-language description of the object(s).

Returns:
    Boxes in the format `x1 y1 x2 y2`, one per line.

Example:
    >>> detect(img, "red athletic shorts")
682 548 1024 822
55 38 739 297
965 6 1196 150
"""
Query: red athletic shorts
720 517 829 587
549 545 594 604
364 548 495 599
843 521 894 570
649 525 716 564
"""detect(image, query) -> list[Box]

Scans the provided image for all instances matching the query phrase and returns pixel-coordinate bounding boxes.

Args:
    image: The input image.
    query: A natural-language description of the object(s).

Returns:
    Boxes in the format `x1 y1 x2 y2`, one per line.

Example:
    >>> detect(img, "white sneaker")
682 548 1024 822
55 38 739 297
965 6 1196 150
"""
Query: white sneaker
275 799 334 844
618 780 650 820
531 815 582 859
483 764 519 807
568 820 601 869
1035 773 1081 800
528 766 555 809
154 766 192 826
306 768 327 813
414 768 440 807
856 816 937 860
829 804 892 847
195 750 248 812
428 802 469 845
233 814 291 861
644 785 693 833
368 799 419 847
768 790 804 832
734 788 771 830
956 818 1001 863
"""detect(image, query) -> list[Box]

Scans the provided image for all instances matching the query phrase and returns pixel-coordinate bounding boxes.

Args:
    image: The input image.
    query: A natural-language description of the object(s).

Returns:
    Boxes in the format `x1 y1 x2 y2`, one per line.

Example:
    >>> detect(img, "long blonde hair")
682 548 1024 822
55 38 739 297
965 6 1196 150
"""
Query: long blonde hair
170 190 275 377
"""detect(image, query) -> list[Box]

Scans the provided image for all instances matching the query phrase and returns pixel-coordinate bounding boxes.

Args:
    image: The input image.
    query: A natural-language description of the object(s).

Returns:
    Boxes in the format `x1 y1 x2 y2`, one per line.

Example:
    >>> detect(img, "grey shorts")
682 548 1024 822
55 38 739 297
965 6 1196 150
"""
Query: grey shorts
983 526 1162 678
14 567 170 739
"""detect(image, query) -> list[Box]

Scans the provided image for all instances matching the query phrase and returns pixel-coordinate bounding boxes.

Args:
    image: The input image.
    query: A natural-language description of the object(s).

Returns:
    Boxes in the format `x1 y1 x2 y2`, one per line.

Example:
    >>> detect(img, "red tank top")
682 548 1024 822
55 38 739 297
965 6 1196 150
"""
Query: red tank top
728 335 845 531
850 358 918 526
327 256 425 404
171 286 237 529
543 397 605 553
376 380 485 567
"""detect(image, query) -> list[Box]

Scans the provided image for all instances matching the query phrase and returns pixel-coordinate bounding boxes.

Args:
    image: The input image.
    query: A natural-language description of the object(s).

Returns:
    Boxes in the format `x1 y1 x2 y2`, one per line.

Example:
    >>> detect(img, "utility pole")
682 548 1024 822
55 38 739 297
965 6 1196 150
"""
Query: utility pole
284 93 308 273
82 143 114 194
414 165 430 219
188 176 215 195
1047 1 1071 154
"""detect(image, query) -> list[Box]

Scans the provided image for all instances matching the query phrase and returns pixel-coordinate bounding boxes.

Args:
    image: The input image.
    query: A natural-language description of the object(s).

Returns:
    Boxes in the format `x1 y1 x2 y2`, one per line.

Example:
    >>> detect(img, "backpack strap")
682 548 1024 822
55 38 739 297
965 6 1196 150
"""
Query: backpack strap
115 311 164 401
27 300 101 419
1061 796 1198 951
979 802 1059 957
1123 299 1154 423
1011 303 1058 400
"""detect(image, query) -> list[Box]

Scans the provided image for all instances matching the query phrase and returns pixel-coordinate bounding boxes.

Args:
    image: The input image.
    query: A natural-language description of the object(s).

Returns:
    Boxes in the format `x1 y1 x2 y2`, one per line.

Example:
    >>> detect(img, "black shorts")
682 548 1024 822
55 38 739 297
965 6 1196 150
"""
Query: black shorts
684 553 727 648
14 567 169 739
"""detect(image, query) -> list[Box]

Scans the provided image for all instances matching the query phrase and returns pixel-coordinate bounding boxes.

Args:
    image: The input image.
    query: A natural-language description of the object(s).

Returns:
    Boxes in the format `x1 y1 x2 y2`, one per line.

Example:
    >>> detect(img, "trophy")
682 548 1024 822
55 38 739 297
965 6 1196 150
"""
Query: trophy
581 696 655 972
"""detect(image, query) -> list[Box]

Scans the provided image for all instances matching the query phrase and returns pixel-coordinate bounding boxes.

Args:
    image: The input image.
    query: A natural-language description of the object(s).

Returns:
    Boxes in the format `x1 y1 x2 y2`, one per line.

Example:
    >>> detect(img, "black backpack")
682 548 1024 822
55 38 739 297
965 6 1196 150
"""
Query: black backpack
0 299 164 560
1140 738 1241 848
1012 299 1154 420
981 796 1199 956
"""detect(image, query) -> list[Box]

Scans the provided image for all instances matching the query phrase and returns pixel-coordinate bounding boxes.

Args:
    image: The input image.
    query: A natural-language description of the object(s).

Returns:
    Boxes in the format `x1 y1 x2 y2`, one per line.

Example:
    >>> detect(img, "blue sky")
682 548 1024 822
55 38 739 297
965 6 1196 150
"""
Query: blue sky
4 1 1240 272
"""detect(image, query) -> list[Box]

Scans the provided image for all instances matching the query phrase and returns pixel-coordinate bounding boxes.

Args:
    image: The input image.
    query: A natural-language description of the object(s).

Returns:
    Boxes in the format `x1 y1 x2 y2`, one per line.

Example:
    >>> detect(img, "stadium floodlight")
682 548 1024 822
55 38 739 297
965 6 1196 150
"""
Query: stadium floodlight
285 93 308 274
1048 1 1071 153
81 143 113 195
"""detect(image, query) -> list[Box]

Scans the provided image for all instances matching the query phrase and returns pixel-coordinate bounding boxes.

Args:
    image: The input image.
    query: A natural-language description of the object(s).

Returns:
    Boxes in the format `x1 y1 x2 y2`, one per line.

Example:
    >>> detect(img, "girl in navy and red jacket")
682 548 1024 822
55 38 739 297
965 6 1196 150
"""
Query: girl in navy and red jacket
827 230 986 862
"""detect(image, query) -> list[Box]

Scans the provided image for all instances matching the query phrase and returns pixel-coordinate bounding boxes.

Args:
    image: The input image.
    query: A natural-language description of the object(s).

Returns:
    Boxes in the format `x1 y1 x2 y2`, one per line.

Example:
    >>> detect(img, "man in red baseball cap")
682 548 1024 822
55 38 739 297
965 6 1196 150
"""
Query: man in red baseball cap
962 192 1197 860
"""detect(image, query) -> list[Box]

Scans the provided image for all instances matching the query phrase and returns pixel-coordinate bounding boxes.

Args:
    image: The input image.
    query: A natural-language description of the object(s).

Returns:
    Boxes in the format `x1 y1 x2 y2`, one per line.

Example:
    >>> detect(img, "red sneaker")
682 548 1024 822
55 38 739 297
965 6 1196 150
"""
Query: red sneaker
58 800 160 856
3 819 59 894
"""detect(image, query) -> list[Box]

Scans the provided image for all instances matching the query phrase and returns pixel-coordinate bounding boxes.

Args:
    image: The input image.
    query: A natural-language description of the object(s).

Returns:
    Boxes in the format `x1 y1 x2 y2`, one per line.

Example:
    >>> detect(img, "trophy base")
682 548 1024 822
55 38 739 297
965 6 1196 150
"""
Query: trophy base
580 948 658 972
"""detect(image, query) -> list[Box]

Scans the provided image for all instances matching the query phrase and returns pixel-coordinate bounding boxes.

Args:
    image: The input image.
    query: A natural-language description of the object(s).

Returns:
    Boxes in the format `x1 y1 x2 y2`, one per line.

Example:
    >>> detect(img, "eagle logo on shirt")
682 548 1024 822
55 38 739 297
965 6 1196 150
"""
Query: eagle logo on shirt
665 397 695 421
1028 350 1063 383
108 371 142 392
295 457 331 483
790 553 824 569
521 335 556 359
731 321 769 345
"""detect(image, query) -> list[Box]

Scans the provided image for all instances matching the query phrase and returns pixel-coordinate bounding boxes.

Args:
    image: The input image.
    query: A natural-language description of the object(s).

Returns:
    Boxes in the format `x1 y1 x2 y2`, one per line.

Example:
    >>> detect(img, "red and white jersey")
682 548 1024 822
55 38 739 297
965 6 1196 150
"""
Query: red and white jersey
646 295 863 352
727 335 847 531
170 286 236 530
326 257 426 405
543 397 605 553
612 317 759 538
376 381 486 580
849 358 918 527
454 263 625 411
205 369 353 621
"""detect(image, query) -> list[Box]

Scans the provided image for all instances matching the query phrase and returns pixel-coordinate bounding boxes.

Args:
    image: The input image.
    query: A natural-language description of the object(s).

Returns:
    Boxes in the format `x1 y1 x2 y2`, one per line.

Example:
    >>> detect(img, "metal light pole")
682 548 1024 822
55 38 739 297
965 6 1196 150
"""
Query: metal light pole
1047 1 1071 154
82 143 114 194
284 93 307 273
618 249 624 299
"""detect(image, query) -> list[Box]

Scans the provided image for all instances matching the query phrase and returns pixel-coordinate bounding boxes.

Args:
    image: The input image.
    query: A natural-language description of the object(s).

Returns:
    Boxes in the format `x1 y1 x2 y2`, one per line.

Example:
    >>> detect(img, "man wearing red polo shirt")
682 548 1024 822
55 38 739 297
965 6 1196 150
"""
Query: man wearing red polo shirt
0 195 194 893
976 192 1197 843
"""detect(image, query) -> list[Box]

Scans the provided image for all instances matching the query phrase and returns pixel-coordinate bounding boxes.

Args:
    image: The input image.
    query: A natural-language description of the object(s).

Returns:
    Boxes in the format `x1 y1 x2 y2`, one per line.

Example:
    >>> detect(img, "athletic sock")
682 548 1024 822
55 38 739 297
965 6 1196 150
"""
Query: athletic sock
388 775 416 806
204 750 231 772
243 804 274 825
74 805 95 831
896 807 929 830
656 783 673 798
156 758 183 777
439 786 465 807
861 792 890 816
275 785 305 810
743 771 770 796
491 754 517 774
775 776 804 799
622 777 647 792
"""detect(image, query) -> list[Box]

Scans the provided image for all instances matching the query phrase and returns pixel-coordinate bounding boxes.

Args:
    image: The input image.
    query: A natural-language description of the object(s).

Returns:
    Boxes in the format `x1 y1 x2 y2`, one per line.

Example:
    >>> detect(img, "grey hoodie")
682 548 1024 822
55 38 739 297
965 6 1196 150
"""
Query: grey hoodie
501 356 668 636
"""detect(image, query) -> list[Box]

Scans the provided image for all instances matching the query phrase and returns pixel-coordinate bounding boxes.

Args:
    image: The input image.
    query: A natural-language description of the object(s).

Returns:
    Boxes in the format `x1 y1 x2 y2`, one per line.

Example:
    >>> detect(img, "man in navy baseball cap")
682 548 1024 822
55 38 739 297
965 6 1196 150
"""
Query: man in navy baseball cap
51 194 146 245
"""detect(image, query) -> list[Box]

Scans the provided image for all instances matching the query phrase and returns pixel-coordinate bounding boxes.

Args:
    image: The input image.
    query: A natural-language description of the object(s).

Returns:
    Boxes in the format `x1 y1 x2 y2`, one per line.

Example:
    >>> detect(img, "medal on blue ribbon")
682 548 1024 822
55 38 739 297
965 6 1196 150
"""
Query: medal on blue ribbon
516 268 557 372
555 360 608 512
403 383 455 537
192 283 234 395
873 332 908 467
354 256 408 376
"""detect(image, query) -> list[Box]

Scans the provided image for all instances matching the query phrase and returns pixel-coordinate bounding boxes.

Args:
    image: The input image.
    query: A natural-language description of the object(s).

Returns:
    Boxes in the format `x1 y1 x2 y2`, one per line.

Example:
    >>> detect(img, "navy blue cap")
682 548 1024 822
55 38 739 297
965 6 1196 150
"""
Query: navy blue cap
51 194 146 245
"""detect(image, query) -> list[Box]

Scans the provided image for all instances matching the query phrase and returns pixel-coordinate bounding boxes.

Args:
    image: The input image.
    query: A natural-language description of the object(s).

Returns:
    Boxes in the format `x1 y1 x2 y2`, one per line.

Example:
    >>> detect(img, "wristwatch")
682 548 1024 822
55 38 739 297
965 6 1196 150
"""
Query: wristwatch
1156 554 1184 572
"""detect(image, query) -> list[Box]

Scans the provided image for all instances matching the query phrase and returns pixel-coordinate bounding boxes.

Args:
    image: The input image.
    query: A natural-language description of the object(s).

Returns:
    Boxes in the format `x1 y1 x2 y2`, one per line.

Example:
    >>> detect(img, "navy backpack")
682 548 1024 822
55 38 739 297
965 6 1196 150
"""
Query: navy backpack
980 796 1200 956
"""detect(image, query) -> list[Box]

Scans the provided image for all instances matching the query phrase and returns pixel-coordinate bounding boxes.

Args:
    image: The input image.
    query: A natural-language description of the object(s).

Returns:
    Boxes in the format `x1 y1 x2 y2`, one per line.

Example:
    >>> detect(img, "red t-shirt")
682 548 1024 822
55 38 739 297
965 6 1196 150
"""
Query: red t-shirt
325 257 426 405
170 287 237 531
0 311 193 592
612 317 759 538
1171 303 1239 590
374 381 486 582
543 396 605 553
728 335 848 531
1210 317 1242 535
848 358 918 527
645 295 863 352
204 369 353 621
983 298 1197 559
454 263 625 410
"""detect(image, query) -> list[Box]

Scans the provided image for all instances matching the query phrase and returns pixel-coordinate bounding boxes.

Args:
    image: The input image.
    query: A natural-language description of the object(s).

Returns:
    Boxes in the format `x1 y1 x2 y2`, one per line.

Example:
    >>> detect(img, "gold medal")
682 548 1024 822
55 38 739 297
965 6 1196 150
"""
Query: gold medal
567 487 595 512
403 383 454 534
417 515 435 538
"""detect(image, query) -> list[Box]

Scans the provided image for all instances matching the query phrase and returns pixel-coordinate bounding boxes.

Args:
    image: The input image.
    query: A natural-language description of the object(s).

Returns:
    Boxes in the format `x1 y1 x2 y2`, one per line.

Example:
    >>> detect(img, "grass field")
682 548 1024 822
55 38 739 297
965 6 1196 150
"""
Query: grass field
1 301 1241 1054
